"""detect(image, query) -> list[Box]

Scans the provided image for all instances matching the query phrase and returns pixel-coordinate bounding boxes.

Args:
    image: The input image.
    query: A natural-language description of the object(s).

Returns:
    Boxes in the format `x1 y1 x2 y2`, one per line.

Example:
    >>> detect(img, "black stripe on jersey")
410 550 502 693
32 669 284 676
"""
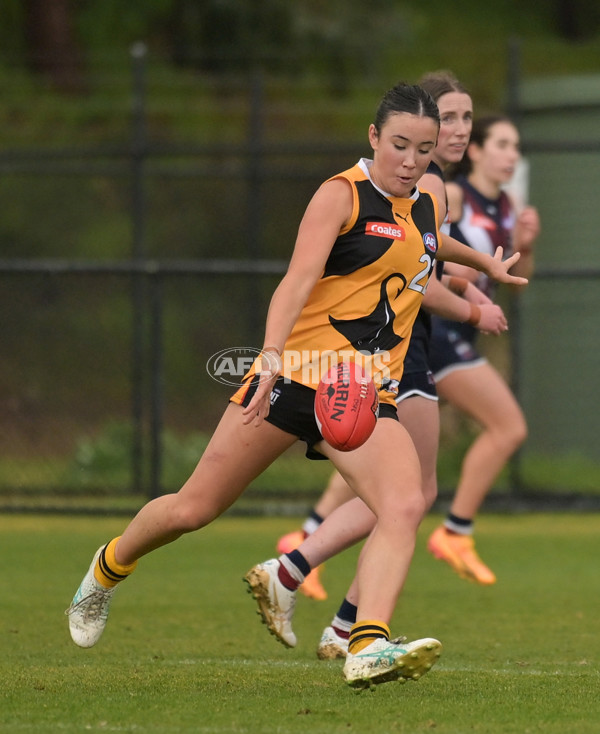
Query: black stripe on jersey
328 272 406 353
323 181 396 277
410 193 439 255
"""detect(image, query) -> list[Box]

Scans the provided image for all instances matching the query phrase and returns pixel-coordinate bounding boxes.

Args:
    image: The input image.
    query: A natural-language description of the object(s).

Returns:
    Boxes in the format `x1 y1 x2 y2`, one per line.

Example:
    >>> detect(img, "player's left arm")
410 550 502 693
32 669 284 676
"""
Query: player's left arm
438 233 529 287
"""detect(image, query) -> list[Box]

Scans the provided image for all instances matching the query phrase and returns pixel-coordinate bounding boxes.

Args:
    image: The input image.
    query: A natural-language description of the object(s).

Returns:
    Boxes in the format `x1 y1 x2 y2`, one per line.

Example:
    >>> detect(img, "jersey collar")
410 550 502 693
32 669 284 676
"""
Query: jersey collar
358 158 420 201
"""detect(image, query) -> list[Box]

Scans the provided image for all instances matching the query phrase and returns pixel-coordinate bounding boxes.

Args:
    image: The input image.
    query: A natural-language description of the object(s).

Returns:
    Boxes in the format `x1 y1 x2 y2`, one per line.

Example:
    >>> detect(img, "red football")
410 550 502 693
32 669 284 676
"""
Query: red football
314 362 379 452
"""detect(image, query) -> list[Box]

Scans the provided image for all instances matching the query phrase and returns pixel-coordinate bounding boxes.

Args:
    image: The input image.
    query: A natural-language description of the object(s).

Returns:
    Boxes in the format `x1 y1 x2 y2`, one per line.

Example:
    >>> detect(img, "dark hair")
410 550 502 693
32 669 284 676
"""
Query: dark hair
469 114 514 148
417 70 470 104
373 82 440 135
448 114 516 178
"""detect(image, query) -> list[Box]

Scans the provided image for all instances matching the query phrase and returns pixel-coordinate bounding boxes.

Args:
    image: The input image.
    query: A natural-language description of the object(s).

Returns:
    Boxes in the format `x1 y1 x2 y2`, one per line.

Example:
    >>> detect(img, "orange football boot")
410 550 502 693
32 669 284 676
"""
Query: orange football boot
427 525 496 585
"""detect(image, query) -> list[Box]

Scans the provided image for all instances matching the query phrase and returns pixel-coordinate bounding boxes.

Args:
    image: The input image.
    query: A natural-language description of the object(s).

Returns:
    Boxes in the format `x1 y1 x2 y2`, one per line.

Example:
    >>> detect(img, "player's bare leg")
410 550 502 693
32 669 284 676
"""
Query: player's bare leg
67 404 297 647
320 419 442 686
429 363 527 584
276 468 356 600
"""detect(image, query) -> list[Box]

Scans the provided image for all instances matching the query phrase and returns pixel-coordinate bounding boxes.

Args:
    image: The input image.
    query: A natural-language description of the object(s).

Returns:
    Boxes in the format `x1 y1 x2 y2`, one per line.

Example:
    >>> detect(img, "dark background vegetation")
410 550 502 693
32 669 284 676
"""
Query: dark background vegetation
0 0 599 508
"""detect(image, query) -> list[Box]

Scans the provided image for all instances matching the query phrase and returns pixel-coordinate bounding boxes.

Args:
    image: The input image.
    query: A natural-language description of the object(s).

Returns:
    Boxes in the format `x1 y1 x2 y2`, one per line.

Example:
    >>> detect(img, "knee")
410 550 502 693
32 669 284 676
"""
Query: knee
380 490 427 530
422 475 438 514
504 412 528 453
484 402 528 457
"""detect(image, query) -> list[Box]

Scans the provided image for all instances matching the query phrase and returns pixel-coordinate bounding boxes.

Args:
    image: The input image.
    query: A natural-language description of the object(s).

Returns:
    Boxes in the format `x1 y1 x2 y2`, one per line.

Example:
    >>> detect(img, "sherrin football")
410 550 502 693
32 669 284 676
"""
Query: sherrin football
314 362 379 451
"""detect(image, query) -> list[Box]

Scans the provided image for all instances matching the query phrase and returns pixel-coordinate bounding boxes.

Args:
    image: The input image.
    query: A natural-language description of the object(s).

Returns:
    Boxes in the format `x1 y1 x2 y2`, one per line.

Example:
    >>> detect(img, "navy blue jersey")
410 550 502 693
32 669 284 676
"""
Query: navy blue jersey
449 175 516 300
404 161 446 374
430 174 517 376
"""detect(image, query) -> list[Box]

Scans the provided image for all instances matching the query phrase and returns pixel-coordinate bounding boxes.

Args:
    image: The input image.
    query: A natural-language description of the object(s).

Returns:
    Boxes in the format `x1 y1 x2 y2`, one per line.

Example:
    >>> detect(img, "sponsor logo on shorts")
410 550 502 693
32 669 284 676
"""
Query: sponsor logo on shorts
366 221 406 240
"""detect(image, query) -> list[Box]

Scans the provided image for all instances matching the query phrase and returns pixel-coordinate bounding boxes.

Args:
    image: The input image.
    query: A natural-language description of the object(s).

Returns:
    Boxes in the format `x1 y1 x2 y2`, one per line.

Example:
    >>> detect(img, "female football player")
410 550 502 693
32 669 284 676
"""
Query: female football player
66 82 525 688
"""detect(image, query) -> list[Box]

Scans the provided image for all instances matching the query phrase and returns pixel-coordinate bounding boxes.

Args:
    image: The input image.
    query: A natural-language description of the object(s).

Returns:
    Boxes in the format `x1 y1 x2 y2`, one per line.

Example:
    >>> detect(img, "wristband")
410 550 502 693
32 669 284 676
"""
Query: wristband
467 303 481 326
448 276 469 296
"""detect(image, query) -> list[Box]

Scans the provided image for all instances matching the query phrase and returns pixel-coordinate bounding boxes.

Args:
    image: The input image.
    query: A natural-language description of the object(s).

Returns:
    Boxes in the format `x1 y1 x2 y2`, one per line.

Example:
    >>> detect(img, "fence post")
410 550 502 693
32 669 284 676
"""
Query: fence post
149 272 164 500
130 41 148 495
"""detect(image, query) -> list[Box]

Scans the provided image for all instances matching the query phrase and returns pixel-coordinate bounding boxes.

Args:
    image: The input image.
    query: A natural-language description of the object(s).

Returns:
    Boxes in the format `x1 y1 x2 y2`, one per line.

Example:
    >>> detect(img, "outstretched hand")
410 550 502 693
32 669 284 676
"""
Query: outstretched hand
488 247 528 286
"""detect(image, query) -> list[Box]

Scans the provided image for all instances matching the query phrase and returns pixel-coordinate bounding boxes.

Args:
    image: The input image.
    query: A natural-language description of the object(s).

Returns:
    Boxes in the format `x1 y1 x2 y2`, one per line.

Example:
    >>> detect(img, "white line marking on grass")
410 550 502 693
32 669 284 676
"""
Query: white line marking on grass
166 659 317 668
162 659 598 678
437 665 598 678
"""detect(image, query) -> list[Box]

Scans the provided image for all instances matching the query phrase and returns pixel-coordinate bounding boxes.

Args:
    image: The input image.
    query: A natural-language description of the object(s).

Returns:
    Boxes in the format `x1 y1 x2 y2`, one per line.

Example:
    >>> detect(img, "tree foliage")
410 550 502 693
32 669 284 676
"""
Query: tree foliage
0 0 599 92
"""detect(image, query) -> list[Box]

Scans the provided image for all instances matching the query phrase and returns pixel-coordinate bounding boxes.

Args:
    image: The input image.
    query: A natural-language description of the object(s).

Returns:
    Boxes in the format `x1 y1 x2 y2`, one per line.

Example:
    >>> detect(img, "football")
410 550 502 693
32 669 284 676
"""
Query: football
314 361 379 451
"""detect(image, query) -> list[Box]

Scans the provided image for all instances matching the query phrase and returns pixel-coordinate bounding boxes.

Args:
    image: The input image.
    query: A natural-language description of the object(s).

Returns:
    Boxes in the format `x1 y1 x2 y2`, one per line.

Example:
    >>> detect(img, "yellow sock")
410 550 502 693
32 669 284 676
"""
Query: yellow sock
94 537 138 589
348 620 390 654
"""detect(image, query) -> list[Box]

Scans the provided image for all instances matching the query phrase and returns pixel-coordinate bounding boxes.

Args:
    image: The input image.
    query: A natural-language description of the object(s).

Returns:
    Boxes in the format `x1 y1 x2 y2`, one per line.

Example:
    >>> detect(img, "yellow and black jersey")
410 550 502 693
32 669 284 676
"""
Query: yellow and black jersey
281 158 441 406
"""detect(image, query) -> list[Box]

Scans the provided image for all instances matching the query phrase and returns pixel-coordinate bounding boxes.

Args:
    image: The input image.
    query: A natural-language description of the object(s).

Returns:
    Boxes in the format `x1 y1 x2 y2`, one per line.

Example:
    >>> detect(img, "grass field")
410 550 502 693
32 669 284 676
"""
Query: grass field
2 512 600 733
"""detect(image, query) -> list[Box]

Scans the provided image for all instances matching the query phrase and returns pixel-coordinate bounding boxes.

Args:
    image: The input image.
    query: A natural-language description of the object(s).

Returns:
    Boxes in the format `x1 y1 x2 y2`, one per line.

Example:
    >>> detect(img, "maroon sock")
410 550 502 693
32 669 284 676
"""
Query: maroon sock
332 625 350 640
277 562 300 591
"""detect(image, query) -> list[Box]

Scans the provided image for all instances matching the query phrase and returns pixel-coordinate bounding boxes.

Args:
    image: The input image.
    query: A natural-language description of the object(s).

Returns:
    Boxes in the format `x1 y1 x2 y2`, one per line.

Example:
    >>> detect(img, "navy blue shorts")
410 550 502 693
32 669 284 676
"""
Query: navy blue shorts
396 369 438 403
429 318 486 382
231 376 398 460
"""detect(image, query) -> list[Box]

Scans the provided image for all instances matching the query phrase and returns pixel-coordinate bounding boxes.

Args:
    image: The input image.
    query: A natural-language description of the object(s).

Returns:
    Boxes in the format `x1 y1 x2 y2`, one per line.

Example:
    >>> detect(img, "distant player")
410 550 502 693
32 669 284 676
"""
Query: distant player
427 114 540 584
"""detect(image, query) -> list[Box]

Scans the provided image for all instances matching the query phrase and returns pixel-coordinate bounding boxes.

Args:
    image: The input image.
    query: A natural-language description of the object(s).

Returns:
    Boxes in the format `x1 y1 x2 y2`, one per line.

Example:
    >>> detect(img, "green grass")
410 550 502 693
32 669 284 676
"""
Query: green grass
2 513 600 732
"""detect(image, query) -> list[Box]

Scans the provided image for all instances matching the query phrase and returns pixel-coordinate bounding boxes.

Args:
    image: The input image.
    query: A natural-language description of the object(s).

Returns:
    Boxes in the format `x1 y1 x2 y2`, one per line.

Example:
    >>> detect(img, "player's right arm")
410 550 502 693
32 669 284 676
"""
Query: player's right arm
242 178 353 425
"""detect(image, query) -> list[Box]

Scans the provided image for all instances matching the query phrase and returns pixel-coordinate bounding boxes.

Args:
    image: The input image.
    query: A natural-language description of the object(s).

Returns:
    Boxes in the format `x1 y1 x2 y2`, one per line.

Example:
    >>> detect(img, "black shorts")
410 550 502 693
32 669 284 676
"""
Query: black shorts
396 369 438 403
231 376 398 460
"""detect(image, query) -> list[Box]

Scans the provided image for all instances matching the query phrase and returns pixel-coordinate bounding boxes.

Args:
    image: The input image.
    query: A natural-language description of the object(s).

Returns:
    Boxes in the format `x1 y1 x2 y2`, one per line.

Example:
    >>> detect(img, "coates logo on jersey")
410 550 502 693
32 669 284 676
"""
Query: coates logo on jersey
366 221 406 241
423 232 438 254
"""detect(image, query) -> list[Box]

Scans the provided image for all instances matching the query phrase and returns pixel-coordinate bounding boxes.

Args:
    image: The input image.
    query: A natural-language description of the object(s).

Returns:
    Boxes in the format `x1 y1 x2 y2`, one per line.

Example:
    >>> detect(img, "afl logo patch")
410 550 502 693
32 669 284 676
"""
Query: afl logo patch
423 232 437 253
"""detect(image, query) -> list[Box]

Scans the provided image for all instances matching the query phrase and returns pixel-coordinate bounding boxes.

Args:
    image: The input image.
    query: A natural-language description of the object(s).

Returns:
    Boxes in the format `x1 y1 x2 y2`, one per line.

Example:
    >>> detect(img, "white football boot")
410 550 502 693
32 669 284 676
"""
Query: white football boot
343 636 442 688
316 626 349 660
244 559 297 647
65 546 116 648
